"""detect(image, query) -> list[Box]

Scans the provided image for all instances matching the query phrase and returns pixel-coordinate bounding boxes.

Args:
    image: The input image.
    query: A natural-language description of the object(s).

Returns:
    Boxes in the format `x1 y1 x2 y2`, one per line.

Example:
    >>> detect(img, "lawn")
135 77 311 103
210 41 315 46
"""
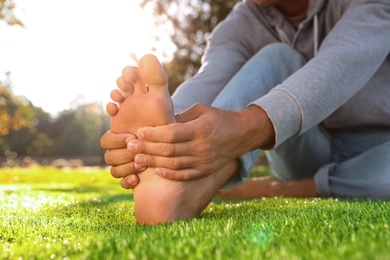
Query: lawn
1 167 389 259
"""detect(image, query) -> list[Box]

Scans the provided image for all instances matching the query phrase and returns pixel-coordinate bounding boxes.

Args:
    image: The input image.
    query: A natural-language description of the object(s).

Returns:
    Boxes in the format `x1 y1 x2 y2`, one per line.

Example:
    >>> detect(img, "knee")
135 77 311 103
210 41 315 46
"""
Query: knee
259 42 306 70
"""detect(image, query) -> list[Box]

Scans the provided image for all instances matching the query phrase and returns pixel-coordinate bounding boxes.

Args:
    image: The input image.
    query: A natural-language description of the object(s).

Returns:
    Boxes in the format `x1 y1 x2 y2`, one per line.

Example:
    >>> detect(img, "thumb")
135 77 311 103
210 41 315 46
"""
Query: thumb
175 103 207 123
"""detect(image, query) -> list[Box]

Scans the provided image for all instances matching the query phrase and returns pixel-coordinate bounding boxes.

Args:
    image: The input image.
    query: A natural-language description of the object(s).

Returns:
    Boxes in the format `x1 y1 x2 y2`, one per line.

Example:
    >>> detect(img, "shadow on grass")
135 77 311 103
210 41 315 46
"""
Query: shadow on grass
36 185 110 194
86 193 134 204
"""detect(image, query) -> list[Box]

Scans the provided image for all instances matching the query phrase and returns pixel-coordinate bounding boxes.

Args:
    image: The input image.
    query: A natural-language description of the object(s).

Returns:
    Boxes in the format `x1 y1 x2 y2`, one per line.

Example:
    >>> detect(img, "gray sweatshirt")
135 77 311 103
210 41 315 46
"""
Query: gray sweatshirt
172 0 390 148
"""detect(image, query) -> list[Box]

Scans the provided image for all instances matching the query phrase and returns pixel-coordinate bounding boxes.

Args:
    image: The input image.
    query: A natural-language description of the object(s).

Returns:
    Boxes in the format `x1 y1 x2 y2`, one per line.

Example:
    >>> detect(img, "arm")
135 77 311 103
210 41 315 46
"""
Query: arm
129 103 275 180
172 1 273 113
101 1 276 186
130 1 390 180
257 0 390 147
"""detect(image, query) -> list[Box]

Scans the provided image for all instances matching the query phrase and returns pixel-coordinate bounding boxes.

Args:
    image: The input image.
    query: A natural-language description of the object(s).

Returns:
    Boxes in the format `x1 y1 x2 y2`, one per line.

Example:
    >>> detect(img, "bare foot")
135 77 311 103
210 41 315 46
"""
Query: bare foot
109 54 175 132
109 54 236 224
219 176 318 199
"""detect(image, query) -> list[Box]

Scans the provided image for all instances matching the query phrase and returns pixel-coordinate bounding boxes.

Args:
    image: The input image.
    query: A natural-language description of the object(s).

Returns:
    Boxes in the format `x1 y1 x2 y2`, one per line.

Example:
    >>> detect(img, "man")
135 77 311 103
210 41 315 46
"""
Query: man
101 0 390 224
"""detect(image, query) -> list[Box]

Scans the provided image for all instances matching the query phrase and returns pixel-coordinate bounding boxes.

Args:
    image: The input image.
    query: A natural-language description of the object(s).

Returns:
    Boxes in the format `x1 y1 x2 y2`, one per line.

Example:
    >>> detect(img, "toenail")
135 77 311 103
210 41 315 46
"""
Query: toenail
127 141 137 152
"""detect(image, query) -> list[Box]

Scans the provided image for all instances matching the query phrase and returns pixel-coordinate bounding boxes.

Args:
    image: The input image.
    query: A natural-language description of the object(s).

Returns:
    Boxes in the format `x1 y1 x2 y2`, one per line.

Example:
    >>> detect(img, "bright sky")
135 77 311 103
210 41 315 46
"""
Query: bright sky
0 0 175 116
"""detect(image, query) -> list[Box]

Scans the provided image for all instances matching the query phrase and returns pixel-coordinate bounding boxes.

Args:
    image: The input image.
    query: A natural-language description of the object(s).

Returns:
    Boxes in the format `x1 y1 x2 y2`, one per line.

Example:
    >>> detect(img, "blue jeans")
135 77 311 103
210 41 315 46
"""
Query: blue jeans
209 43 390 199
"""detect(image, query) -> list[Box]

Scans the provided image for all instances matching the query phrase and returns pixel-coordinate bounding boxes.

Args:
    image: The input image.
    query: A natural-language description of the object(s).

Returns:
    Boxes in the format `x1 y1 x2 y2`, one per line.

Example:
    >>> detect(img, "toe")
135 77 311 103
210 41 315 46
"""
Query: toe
122 66 148 94
122 66 139 84
116 77 134 97
106 102 119 116
110 89 125 103
139 54 168 87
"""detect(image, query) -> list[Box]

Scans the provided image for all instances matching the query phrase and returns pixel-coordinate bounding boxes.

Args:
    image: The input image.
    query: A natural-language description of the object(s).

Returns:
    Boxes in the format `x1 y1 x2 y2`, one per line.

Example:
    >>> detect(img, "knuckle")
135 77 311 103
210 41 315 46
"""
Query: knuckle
197 142 210 153
160 144 175 156
182 171 191 181
193 102 205 111
197 124 212 139
146 155 155 166
161 129 176 142
170 158 182 170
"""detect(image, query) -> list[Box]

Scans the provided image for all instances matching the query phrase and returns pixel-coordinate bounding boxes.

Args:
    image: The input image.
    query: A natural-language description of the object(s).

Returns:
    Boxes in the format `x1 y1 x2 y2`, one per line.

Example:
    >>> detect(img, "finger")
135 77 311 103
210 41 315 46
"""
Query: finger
110 162 141 178
100 131 137 150
110 89 125 103
120 174 140 189
175 103 206 123
134 154 196 170
106 102 118 116
104 148 136 166
138 123 195 143
155 167 205 181
127 139 193 157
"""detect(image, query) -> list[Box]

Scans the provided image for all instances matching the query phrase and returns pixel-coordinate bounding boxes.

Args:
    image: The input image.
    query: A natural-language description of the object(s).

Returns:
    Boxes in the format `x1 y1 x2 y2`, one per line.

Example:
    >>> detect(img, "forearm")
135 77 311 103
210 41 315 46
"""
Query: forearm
235 105 275 152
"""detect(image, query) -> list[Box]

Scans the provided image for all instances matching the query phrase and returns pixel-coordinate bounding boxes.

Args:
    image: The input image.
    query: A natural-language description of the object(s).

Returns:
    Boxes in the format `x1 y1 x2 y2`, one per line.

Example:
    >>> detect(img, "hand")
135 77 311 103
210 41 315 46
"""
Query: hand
127 103 275 181
100 130 142 189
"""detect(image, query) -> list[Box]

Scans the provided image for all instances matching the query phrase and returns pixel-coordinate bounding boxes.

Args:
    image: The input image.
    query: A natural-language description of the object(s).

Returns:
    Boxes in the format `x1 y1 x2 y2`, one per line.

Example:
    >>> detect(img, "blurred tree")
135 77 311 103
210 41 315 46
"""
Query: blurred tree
50 102 108 156
0 0 24 136
0 78 108 157
139 0 239 93
25 108 55 156
0 77 35 136
0 84 54 156
0 0 23 26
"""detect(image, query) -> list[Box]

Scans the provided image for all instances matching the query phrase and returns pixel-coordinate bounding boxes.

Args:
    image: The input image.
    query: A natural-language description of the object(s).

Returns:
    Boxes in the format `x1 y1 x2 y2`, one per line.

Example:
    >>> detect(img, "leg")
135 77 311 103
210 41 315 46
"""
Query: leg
220 125 331 198
315 127 390 199
110 54 236 224
219 176 318 198
224 126 390 199
211 43 307 188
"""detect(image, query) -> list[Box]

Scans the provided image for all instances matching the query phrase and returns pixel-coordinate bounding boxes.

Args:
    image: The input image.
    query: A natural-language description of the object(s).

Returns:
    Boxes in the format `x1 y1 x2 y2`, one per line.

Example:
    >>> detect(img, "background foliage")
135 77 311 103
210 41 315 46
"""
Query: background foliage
0 0 23 26
0 0 240 158
0 82 108 157
140 0 240 94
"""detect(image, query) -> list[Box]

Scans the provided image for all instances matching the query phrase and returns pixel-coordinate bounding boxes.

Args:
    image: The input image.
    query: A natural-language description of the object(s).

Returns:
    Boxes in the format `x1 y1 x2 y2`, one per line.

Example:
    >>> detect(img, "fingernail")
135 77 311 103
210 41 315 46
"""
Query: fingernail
126 175 137 186
134 163 146 171
137 129 144 139
127 141 137 152
135 154 146 165
155 168 166 177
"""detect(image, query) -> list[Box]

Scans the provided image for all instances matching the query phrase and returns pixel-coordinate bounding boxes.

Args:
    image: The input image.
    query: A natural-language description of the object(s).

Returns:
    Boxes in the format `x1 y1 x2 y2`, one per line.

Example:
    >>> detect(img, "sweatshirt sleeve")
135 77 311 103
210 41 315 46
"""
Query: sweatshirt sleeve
171 2 261 114
254 0 390 147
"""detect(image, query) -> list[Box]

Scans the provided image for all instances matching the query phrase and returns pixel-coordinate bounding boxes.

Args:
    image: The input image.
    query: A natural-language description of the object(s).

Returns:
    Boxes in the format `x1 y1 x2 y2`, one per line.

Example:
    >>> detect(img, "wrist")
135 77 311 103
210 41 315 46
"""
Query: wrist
238 105 275 150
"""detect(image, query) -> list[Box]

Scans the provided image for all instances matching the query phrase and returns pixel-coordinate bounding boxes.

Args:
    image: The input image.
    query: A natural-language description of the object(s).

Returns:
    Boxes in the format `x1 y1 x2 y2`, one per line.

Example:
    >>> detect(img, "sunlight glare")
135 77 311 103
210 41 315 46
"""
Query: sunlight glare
0 185 75 212
0 0 175 116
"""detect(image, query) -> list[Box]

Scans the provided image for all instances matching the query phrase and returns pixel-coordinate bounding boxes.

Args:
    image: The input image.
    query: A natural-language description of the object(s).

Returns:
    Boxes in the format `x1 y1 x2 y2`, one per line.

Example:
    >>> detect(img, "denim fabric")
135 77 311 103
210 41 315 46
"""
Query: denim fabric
210 43 305 188
208 43 390 198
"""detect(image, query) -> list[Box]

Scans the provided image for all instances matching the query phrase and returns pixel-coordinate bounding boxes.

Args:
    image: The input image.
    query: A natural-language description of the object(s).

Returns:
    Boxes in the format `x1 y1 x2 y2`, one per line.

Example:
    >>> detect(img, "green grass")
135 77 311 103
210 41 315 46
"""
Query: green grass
1 167 389 260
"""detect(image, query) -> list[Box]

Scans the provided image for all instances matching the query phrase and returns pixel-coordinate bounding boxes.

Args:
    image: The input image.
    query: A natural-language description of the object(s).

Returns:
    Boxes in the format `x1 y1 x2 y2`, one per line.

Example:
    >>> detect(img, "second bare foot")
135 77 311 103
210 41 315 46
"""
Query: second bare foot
219 176 318 199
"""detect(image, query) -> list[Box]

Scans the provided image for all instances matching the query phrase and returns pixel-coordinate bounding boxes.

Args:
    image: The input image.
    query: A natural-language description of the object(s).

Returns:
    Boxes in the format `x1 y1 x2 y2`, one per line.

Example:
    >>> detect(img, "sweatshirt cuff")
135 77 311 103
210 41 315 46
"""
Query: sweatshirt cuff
251 87 302 148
